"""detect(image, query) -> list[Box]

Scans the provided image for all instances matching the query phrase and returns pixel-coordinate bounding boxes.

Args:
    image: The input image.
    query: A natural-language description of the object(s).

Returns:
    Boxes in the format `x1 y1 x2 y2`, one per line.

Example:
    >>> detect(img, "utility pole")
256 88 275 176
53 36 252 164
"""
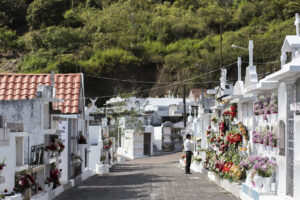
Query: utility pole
183 84 187 128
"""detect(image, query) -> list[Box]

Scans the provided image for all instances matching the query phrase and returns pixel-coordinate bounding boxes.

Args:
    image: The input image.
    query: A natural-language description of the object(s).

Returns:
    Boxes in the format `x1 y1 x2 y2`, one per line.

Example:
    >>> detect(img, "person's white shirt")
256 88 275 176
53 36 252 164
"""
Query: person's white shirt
184 139 193 152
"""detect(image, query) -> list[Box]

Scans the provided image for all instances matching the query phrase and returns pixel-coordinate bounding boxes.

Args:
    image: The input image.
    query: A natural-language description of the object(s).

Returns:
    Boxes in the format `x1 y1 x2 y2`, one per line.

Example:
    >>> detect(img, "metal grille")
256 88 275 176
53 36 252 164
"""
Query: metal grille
287 84 295 197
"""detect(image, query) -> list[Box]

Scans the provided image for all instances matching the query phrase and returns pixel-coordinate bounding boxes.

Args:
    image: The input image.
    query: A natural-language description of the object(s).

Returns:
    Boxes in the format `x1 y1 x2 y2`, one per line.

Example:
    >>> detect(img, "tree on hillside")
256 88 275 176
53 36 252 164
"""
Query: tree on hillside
27 0 70 29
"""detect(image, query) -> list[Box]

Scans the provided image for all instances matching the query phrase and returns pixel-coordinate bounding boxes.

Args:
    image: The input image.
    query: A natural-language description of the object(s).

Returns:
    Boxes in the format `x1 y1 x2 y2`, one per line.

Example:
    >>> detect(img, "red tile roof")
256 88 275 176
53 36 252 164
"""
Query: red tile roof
0 73 82 114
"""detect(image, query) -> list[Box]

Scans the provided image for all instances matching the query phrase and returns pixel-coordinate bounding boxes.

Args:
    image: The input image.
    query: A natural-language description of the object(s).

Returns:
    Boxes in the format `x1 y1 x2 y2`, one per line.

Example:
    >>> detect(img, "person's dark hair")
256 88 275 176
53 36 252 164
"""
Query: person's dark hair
186 134 191 139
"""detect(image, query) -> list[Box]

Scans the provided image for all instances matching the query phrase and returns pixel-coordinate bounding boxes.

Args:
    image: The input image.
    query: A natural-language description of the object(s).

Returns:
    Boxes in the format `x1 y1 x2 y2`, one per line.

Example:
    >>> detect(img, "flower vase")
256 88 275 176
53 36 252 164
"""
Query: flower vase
266 114 271 122
253 174 263 189
23 188 31 200
0 170 2 176
272 114 278 121
258 144 264 155
271 147 278 156
195 161 200 165
262 177 272 193
266 145 271 153
45 185 50 192
246 170 252 185
50 182 54 190
255 115 259 122
46 151 51 158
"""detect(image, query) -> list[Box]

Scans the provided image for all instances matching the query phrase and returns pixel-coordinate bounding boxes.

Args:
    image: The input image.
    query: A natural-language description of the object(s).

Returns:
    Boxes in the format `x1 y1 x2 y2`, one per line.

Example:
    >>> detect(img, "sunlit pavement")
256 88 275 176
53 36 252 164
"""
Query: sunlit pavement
55 153 237 200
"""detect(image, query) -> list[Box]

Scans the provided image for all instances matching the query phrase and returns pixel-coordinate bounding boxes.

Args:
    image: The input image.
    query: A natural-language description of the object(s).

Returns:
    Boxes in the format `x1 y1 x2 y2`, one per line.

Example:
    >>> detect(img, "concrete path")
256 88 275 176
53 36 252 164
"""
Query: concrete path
55 153 237 200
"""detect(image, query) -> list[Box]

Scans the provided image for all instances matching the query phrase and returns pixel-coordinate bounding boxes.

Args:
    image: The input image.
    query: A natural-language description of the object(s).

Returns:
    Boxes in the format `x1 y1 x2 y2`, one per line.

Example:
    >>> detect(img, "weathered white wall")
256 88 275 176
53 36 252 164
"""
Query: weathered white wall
0 135 16 192
294 115 300 200
89 125 100 145
0 100 46 164
277 82 287 195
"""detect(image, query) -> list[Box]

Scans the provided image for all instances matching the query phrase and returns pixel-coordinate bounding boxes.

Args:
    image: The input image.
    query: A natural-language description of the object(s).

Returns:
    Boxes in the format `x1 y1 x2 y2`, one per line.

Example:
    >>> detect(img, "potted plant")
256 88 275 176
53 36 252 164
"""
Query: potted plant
50 164 62 189
71 153 82 162
100 154 106 164
194 156 202 165
0 159 6 176
44 178 53 191
15 171 35 200
96 154 109 175
254 159 277 193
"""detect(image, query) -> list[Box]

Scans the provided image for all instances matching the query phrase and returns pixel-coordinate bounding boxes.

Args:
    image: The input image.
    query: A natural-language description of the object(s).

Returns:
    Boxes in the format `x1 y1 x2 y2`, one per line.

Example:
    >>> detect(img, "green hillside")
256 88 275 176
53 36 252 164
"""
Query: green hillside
0 0 299 99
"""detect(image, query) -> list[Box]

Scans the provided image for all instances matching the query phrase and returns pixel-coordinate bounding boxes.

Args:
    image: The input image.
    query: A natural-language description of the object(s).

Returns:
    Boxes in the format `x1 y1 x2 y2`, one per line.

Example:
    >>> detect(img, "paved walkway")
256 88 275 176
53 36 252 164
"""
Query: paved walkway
55 153 237 200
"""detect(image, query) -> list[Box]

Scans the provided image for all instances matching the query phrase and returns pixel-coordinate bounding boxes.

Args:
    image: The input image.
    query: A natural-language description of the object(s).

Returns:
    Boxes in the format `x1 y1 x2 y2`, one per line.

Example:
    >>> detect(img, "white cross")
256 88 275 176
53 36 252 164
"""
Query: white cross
295 13 300 36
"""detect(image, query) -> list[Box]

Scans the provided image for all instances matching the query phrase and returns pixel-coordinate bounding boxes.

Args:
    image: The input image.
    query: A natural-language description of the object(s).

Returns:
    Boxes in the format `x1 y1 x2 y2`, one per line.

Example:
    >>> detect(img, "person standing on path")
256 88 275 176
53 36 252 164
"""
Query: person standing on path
184 133 193 174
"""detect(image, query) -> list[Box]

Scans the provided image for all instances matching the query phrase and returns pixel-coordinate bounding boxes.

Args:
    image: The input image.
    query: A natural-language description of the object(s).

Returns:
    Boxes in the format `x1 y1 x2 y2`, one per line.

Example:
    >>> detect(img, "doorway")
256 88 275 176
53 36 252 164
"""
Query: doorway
144 133 151 156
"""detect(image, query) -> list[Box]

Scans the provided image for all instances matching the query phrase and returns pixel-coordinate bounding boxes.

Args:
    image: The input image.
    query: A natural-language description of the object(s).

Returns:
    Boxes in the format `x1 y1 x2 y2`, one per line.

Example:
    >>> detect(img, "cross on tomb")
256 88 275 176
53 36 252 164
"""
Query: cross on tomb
296 13 300 36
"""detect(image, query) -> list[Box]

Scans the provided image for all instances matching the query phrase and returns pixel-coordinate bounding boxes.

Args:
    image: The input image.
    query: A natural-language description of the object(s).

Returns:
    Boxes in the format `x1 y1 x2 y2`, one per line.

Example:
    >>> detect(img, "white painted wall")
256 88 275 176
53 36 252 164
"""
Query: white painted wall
88 125 101 172
293 114 300 200
0 135 17 192
277 82 287 195
89 125 101 145
154 127 163 151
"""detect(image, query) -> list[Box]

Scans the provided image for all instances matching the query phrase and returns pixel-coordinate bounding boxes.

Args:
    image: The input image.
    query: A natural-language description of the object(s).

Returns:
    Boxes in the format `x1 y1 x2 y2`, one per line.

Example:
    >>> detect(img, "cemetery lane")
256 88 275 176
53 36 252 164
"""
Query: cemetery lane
55 153 237 200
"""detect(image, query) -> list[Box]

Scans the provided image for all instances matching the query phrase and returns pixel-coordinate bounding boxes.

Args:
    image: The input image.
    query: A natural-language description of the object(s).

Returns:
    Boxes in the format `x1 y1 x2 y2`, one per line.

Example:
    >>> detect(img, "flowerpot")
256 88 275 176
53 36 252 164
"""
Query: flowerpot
266 115 271 122
22 188 31 200
50 182 54 190
195 161 200 165
271 114 278 122
95 163 109 175
261 177 272 193
253 174 263 189
46 151 51 158
271 147 278 156
45 185 50 192
258 144 264 155
266 145 271 153
245 170 252 185
253 143 259 155
255 116 259 122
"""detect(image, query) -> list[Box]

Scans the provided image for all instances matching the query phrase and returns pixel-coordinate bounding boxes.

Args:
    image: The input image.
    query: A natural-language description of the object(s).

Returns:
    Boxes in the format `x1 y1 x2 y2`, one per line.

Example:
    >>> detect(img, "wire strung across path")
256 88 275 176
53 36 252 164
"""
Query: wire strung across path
29 60 243 100
83 61 238 100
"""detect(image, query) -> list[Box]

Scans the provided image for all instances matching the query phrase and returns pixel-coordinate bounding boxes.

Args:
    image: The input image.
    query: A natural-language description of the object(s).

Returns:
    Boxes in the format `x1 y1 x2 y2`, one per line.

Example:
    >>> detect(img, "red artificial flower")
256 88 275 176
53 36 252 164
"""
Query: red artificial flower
4 189 7 193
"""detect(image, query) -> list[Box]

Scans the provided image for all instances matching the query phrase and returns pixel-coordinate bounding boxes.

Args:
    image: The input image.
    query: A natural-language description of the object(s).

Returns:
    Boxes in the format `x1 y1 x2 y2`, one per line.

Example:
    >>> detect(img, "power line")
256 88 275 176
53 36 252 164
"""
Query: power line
84 61 238 86
84 74 162 84
84 61 238 99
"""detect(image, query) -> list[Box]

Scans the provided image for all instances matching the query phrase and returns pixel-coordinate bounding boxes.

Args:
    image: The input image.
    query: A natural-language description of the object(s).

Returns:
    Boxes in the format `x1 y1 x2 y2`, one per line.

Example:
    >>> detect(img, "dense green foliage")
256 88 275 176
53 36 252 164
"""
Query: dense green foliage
0 0 300 98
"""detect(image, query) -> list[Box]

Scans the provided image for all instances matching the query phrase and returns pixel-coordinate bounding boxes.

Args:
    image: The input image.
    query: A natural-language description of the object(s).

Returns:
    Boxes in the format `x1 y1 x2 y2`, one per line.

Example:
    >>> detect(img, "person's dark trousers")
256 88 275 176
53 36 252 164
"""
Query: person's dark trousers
185 151 192 173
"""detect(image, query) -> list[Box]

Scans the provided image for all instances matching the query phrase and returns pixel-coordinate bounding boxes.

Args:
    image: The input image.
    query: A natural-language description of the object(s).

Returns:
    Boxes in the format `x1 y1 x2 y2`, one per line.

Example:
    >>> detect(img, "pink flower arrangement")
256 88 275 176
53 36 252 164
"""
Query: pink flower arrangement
15 171 35 193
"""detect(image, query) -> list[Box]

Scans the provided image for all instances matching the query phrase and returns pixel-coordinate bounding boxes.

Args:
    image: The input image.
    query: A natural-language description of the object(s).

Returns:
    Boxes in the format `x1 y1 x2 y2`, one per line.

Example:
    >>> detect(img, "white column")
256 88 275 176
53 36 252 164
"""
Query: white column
248 40 253 67
238 57 242 81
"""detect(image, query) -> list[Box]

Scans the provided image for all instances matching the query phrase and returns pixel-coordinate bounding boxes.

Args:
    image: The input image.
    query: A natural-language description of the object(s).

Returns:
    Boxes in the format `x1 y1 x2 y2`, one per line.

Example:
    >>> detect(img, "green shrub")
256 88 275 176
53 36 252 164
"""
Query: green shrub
0 27 17 51
27 0 70 29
